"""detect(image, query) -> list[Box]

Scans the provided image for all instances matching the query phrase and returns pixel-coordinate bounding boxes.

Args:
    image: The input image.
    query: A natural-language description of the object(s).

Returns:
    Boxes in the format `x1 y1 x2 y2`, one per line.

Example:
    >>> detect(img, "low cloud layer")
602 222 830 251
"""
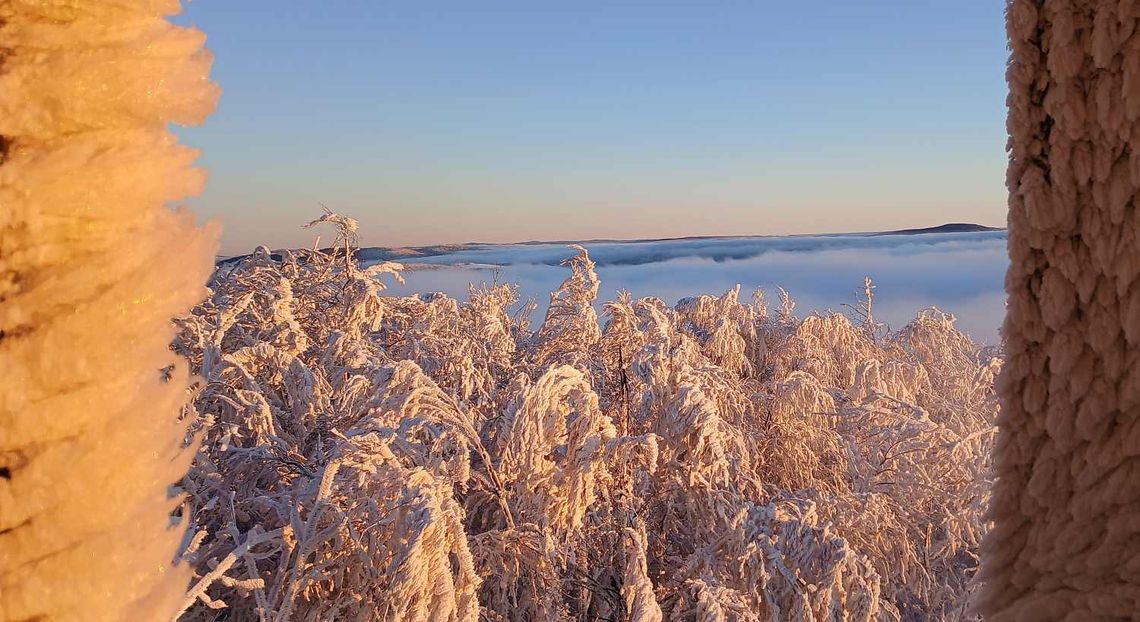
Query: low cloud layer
378 231 1008 344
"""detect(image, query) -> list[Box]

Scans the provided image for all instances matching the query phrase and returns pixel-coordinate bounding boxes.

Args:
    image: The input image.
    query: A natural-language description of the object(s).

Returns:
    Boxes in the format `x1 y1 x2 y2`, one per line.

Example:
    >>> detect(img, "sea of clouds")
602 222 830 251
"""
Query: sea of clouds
375 230 1008 344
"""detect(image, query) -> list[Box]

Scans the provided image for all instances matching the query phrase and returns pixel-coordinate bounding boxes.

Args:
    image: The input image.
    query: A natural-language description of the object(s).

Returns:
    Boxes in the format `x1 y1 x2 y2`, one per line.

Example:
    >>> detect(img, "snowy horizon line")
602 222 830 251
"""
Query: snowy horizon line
218 221 1006 261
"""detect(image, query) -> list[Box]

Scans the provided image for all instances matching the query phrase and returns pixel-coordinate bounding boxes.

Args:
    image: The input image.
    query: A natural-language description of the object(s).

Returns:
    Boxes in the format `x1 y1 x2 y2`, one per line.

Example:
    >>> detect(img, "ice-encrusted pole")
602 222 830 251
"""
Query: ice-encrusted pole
0 1 220 620
981 0 1140 617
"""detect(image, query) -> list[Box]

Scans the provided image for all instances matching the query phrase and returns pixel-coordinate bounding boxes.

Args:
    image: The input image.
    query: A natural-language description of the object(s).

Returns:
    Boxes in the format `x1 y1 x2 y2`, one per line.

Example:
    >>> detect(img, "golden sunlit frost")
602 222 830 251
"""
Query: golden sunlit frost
174 232 1000 621
0 1 219 620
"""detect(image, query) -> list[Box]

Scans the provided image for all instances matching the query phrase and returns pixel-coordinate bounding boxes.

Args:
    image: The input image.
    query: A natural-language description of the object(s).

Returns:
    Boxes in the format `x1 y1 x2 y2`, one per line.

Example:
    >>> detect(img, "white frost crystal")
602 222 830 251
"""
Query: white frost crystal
0 1 219 620
174 237 1000 620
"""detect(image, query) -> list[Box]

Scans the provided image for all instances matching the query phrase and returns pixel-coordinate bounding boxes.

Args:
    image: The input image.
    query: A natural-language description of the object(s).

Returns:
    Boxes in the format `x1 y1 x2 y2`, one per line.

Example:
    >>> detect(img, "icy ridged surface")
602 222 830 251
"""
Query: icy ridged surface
980 0 1140 618
0 1 219 620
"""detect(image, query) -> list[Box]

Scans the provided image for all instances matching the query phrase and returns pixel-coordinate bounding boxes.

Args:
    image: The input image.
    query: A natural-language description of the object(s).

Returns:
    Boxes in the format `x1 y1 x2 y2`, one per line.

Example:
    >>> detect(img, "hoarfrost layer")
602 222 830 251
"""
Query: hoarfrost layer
0 1 219 620
980 0 1140 618
175 234 1000 621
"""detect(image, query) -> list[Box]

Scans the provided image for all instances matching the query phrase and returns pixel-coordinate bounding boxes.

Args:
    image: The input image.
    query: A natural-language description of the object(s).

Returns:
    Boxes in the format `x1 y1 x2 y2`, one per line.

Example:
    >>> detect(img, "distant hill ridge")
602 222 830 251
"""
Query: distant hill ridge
217 222 1005 265
874 223 1003 236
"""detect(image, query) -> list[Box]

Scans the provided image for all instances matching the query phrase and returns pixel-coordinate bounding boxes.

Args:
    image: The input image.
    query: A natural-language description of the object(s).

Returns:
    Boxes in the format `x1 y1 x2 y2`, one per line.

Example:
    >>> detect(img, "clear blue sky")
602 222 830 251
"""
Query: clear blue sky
175 1 1009 254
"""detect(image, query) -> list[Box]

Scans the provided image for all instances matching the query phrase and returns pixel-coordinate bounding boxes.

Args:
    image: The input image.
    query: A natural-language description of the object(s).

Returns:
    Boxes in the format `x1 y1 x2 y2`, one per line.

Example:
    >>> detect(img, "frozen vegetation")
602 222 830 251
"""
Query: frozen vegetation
173 214 1001 621
0 1 1003 618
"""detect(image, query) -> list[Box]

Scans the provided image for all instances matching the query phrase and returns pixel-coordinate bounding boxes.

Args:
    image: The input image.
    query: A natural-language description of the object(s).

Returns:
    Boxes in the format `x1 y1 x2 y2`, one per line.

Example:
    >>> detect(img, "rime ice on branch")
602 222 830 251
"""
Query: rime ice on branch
175 234 1001 620
0 1 219 620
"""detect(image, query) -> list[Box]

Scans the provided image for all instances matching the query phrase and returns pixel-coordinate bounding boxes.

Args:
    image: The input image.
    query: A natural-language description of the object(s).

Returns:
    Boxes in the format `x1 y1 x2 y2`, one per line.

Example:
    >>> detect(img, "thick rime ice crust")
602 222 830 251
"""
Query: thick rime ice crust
174 240 1002 621
0 1 219 621
978 1 1140 619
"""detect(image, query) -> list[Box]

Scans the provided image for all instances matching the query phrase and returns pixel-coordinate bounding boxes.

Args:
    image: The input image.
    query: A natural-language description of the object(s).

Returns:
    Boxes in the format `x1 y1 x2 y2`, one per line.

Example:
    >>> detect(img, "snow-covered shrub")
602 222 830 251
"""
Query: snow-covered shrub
173 215 1000 621
531 245 603 372
0 1 219 620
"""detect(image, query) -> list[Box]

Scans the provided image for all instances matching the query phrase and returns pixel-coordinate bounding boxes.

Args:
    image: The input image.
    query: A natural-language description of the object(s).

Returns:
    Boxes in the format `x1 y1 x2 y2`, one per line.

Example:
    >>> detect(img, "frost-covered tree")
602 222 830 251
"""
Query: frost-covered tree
979 1 1140 618
531 245 603 372
0 1 219 620
173 221 1000 620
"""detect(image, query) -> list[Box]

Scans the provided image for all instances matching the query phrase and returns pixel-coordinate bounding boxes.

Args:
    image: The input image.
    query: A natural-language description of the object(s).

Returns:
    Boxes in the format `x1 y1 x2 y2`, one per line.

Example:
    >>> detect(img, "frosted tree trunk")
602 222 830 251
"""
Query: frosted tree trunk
0 2 219 621
981 0 1140 618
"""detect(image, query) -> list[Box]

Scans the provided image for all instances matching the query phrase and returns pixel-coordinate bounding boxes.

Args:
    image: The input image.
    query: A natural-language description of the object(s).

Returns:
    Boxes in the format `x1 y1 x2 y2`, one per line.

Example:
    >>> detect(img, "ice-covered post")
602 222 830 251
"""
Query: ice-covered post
981 0 1140 617
0 1 220 620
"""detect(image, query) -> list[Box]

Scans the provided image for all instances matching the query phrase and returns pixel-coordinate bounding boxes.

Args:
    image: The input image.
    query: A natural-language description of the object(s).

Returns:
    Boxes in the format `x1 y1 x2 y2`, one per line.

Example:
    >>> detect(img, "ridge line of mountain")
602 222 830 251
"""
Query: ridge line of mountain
217 222 1004 265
